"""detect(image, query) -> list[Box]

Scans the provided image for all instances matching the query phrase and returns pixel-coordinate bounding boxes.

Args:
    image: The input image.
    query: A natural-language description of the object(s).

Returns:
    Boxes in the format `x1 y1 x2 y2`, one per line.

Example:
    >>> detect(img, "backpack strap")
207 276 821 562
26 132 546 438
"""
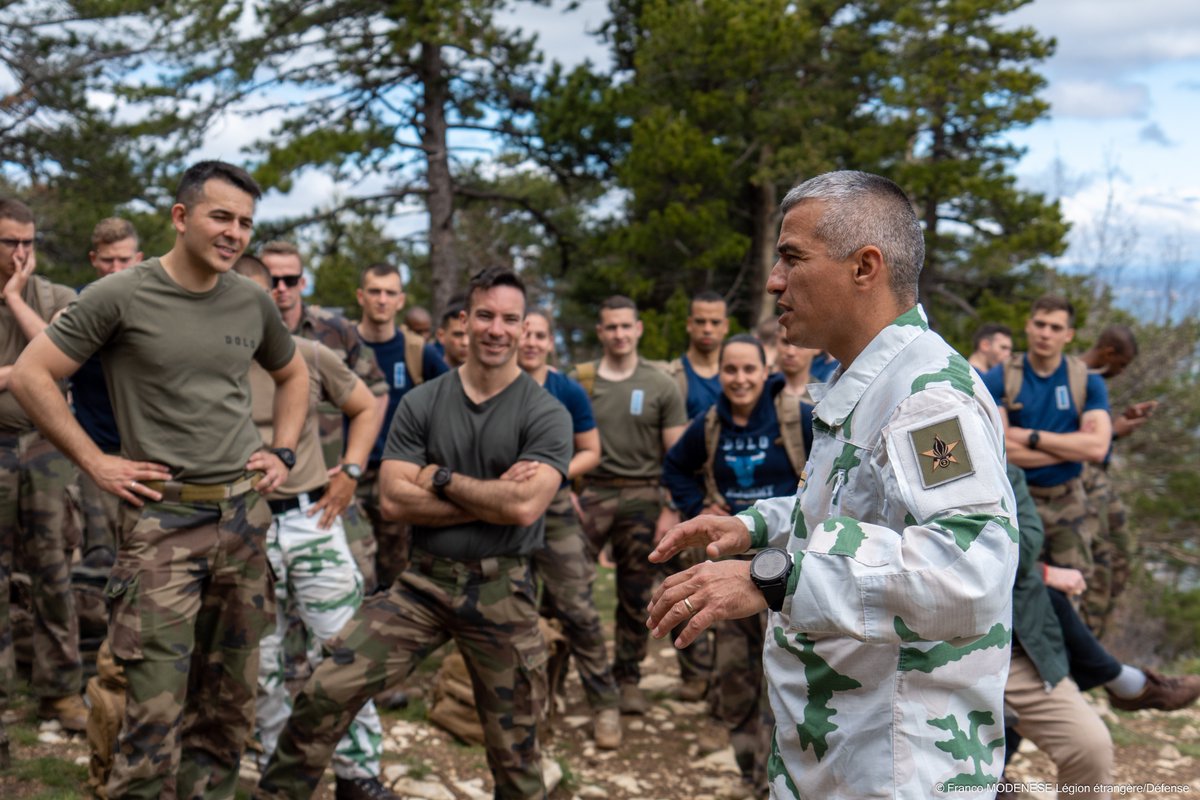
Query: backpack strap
701 406 724 509
404 331 426 387
773 392 809 476
666 357 689 407
1064 354 1088 418
575 361 597 397
1002 353 1026 413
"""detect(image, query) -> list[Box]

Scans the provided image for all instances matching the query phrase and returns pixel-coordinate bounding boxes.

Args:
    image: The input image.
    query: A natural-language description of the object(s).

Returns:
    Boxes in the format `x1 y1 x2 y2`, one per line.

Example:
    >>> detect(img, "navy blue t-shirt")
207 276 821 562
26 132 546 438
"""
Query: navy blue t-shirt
662 385 799 519
69 283 120 452
682 355 721 420
71 354 120 453
360 330 449 466
983 356 1109 487
540 369 595 487
810 351 840 383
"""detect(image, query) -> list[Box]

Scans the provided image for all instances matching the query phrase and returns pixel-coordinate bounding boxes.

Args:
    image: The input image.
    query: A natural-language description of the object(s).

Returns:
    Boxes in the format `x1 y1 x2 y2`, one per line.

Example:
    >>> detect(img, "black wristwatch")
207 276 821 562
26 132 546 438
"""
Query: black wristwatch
340 463 363 481
432 466 453 499
270 448 296 470
750 547 793 612
1028 430 1041 450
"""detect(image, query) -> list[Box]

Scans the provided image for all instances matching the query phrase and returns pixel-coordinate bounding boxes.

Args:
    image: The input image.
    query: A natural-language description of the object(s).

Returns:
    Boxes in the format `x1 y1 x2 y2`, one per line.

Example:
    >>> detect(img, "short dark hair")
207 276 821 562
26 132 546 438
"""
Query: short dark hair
233 254 271 283
440 304 465 327
1096 324 1138 358
971 322 1013 352
466 267 526 313
0 198 34 225
599 295 638 318
1030 295 1076 327
360 262 401 287
175 160 262 207
690 290 726 315
719 333 766 366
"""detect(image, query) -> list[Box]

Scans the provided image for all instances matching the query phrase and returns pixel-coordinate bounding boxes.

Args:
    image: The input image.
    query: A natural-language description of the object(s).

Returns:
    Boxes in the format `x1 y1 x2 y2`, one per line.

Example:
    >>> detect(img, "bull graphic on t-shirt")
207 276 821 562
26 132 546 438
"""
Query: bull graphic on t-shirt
725 451 766 488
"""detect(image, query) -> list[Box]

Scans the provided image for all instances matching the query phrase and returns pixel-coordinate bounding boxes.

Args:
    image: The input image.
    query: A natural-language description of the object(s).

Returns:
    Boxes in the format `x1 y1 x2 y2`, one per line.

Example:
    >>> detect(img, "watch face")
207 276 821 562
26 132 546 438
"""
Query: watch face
273 448 296 469
343 464 363 480
753 548 791 582
433 467 452 487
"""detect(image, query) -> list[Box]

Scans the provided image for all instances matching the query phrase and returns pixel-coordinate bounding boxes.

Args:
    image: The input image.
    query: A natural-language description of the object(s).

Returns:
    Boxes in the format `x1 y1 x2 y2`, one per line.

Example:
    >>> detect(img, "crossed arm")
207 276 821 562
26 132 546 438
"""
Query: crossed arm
379 457 562 528
1003 407 1112 468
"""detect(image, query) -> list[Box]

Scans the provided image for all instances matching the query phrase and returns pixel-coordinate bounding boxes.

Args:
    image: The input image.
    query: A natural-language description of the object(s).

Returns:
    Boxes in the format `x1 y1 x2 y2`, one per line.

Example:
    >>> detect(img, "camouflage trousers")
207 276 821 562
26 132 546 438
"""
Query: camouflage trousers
257 551 548 800
256 498 383 780
0 430 82 706
710 595 773 792
79 462 122 568
1030 477 1104 633
578 483 712 687
357 464 409 591
318 406 379 593
533 488 618 711
1080 463 1134 638
104 491 274 800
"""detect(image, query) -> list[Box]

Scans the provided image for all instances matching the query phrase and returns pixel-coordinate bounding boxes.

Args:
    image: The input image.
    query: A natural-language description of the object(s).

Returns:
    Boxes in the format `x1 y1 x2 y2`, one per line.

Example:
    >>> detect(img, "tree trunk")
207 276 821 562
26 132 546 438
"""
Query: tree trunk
749 149 779 326
420 41 462 319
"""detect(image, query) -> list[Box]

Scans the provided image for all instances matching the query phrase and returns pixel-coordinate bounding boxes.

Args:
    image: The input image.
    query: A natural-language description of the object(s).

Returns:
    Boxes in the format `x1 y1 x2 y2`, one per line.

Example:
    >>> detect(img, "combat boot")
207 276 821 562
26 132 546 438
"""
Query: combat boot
678 678 709 702
334 776 401 800
37 693 88 732
593 707 622 749
618 682 648 715
1106 668 1200 711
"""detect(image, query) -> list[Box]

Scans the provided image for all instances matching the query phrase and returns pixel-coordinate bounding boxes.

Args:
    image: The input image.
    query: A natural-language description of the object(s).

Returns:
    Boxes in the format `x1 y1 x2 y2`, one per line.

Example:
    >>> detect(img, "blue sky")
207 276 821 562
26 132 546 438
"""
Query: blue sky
196 0 1199 282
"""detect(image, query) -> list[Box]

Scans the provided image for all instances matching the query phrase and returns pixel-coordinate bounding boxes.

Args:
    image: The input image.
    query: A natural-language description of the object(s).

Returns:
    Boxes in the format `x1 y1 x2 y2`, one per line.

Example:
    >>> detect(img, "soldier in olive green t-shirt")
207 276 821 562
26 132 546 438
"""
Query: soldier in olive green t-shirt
11 163 307 799
0 197 86 737
570 296 703 715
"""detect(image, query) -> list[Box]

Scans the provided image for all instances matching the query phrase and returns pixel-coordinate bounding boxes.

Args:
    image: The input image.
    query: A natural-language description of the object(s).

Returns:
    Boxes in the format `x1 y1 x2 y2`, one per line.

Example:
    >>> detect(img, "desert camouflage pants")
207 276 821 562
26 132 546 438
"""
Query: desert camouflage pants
104 491 273 800
255 498 383 780
533 488 618 710
357 464 409 591
711 599 772 792
1080 463 1134 638
257 551 547 800
1031 477 1104 633
0 430 81 707
578 483 712 687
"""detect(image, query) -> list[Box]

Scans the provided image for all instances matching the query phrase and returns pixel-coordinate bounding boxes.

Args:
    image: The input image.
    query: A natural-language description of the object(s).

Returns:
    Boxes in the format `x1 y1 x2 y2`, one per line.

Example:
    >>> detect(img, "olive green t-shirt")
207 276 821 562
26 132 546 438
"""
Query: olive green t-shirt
383 369 572 559
251 336 358 498
576 359 687 480
45 258 296 482
0 275 76 432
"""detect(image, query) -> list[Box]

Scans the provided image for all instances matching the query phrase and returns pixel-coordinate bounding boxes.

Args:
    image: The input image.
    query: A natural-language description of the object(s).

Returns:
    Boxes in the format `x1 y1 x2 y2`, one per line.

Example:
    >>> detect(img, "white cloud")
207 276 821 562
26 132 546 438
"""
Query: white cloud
1009 0 1200 79
1058 177 1200 266
1044 79 1149 119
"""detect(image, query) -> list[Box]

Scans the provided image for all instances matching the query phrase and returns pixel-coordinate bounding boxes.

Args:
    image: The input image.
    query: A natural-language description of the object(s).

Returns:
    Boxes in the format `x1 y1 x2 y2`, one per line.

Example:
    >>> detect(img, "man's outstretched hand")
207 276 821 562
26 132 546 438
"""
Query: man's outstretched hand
647 559 767 648
648 513 752 564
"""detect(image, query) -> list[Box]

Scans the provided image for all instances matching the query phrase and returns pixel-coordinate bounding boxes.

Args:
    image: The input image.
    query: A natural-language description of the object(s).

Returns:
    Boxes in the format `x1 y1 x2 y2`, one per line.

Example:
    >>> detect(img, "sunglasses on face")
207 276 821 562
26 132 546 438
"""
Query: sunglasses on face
0 238 35 250
271 274 302 288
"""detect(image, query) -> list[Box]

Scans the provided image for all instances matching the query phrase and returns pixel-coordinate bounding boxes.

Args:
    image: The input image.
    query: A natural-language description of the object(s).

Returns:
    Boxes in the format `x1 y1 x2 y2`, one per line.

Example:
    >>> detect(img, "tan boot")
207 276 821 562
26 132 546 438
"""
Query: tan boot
593 707 622 749
618 683 649 715
38 693 88 732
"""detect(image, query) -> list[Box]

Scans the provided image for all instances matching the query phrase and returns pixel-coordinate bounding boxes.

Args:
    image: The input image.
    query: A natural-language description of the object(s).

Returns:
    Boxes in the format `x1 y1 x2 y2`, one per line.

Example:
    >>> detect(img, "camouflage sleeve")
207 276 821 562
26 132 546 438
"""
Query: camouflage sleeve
783 387 1018 644
736 494 798 551
348 332 388 396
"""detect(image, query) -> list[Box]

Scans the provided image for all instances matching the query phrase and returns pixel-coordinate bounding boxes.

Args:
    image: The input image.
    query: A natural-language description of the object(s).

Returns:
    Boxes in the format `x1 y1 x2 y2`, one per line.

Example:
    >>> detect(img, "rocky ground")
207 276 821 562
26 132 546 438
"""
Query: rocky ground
2 568 1198 798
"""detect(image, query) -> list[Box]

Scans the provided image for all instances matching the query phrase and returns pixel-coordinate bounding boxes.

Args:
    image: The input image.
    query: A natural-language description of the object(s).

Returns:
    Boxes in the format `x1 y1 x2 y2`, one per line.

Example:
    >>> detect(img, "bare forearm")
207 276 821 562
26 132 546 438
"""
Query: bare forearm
567 450 599 480
444 473 553 527
6 295 49 341
1036 430 1109 464
11 365 103 473
342 411 376 471
382 479 475 526
1005 440 1061 469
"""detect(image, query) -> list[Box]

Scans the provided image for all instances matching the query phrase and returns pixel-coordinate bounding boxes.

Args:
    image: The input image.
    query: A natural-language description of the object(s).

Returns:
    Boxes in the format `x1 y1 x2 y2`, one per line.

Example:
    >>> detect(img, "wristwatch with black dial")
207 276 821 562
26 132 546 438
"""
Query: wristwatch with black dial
1028 430 1041 450
270 448 296 470
432 466 453 499
750 547 794 612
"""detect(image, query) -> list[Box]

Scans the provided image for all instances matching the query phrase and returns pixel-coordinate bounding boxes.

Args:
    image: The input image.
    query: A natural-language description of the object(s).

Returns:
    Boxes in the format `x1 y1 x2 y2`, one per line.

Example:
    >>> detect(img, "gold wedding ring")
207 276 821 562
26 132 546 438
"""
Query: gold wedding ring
683 597 696 615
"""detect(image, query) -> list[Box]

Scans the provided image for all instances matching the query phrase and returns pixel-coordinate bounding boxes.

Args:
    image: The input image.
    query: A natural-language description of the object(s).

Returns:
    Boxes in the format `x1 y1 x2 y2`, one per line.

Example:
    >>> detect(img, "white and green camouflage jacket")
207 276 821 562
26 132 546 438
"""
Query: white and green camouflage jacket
737 305 1018 799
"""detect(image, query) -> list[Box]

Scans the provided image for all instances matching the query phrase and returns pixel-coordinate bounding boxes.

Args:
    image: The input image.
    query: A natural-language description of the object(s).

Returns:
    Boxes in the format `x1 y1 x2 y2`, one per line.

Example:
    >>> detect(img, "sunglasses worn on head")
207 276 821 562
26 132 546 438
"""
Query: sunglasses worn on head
271 274 302 288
